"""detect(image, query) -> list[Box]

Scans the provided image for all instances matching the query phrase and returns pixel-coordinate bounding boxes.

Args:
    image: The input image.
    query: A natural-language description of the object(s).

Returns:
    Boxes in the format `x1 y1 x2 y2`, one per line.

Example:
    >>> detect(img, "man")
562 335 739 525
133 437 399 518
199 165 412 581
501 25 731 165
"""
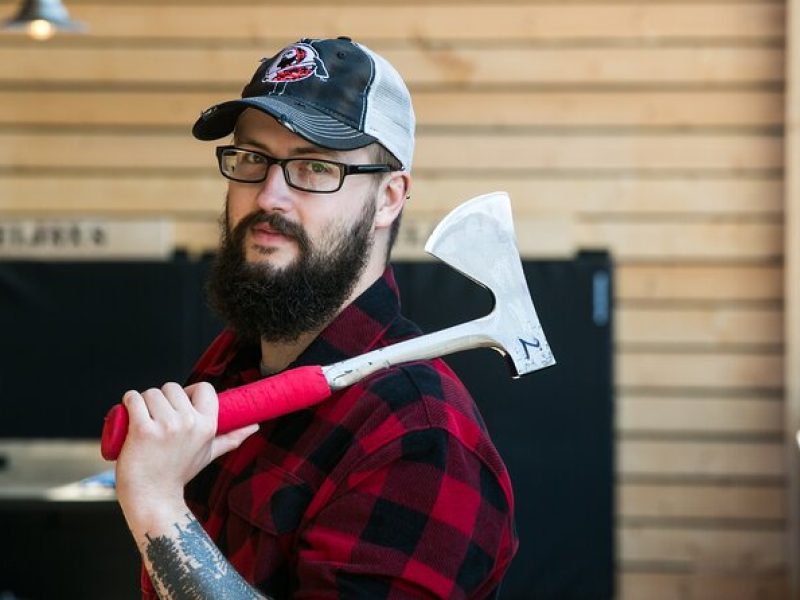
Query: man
115 37 518 599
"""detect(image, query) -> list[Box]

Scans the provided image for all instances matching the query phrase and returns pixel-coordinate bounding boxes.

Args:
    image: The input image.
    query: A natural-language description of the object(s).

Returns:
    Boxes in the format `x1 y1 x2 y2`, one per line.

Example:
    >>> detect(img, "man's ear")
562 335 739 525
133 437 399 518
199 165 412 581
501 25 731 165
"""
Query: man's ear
375 172 411 230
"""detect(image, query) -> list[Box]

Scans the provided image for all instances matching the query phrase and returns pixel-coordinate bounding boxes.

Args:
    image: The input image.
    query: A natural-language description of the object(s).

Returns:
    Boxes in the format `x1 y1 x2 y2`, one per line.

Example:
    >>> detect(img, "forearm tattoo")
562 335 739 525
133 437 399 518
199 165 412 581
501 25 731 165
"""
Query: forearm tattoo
144 514 267 600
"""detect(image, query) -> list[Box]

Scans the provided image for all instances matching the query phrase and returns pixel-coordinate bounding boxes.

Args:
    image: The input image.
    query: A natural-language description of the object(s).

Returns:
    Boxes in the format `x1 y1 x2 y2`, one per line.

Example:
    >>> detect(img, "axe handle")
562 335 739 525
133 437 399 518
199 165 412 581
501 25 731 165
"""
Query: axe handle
101 308 544 461
100 365 331 461
100 321 490 461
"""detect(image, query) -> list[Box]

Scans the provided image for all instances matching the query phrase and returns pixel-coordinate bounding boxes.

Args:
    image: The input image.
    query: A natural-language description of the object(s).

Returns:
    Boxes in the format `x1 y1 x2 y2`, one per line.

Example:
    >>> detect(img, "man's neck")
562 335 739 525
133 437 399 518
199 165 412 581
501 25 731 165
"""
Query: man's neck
259 329 321 375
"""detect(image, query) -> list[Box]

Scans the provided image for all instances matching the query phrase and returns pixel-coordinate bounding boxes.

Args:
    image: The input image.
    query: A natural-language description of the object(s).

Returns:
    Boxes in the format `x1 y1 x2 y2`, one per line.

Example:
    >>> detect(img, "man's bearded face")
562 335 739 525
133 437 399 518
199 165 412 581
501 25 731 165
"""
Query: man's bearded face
207 199 375 343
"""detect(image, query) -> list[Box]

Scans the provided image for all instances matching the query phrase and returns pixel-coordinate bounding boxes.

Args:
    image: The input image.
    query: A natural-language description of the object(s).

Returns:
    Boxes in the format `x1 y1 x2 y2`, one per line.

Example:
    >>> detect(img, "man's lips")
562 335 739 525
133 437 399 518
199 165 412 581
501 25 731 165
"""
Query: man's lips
250 223 294 245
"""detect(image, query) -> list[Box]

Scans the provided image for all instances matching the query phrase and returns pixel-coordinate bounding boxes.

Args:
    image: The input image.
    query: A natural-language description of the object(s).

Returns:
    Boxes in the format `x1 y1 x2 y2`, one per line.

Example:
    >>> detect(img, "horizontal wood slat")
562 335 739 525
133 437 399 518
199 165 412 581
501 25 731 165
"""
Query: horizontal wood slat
0 175 783 217
620 526 785 569
620 572 789 600
616 265 782 302
0 47 784 86
416 134 783 171
44 4 782 41
416 90 784 127
0 176 228 214
0 133 782 171
619 440 784 478
580 221 782 261
618 307 782 345
0 90 783 128
618 351 783 390
619 482 785 520
618 396 783 434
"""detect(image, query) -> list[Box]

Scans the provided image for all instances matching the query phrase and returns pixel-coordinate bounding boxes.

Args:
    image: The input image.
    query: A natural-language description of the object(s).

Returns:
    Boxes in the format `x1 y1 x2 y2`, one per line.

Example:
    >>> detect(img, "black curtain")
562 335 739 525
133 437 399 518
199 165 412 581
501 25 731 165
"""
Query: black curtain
0 253 613 599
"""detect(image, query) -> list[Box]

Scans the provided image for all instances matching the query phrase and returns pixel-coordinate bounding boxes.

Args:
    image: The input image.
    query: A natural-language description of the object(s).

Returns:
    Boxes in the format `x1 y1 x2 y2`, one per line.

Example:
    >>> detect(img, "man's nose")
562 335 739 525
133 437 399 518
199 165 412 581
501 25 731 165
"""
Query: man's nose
255 163 292 212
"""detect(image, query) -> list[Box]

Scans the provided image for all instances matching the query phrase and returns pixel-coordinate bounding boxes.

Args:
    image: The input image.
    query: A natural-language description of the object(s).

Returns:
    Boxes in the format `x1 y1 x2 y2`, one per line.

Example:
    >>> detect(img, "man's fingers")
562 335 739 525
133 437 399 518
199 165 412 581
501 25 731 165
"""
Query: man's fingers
209 424 260 461
140 387 178 422
122 390 150 423
161 381 192 413
185 381 219 418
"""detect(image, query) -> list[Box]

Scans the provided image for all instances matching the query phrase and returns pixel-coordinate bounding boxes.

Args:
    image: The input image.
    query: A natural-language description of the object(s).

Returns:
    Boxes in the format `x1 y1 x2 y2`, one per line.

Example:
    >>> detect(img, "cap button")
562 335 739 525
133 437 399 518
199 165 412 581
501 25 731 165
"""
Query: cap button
337 36 352 42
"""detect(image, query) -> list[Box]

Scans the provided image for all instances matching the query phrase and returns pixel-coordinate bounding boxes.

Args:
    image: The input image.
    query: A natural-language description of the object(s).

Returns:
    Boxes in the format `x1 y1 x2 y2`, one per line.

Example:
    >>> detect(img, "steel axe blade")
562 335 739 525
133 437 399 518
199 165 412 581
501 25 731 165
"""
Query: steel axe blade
425 190 555 375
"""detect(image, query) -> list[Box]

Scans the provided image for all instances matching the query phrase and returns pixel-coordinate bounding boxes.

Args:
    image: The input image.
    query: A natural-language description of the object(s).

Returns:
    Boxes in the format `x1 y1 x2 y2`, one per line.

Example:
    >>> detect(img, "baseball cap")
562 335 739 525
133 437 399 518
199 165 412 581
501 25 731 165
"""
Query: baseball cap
192 36 415 170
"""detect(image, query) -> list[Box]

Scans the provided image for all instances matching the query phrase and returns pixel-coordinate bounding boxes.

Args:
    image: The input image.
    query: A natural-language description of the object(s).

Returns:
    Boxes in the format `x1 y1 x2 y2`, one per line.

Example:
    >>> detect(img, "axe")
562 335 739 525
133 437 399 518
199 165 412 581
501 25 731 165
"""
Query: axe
101 191 555 461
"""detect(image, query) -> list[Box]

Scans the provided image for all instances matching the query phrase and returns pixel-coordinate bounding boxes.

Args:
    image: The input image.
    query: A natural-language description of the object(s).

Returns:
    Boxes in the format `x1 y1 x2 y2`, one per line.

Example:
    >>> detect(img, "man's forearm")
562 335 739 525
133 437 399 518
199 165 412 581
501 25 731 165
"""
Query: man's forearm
132 509 270 600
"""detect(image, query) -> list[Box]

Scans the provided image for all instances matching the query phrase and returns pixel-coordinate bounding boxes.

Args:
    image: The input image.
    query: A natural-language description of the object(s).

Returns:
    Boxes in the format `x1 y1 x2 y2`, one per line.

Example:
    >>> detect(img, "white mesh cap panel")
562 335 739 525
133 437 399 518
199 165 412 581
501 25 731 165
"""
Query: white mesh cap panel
359 43 415 170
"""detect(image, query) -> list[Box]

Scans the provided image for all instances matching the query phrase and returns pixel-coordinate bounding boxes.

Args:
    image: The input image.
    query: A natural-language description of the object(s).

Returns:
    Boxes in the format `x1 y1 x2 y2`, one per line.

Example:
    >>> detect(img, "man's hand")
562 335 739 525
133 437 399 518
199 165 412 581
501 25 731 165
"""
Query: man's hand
115 381 258 525
113 381 262 599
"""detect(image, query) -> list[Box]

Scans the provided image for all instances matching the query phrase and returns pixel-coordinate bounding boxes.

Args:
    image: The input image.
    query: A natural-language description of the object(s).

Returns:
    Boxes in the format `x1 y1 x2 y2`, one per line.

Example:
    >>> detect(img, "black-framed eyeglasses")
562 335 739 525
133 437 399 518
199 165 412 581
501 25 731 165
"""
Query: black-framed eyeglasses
215 146 398 194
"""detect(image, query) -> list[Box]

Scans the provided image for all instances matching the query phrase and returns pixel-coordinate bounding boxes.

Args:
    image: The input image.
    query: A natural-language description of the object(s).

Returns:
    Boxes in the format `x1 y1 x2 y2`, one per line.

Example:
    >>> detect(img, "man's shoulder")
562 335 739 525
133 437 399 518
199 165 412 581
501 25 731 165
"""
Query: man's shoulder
361 358 471 412
345 359 493 454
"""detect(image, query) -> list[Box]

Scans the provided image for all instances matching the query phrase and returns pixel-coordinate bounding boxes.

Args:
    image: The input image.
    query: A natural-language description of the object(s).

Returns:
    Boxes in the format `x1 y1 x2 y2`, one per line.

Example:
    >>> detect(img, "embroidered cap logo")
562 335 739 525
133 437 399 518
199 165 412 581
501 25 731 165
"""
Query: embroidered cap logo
262 43 329 91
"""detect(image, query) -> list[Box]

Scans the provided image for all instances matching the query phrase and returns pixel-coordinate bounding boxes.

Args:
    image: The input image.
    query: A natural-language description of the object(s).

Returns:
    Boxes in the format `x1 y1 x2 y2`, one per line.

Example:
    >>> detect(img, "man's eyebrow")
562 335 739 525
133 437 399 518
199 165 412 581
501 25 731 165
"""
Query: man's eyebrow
233 137 273 153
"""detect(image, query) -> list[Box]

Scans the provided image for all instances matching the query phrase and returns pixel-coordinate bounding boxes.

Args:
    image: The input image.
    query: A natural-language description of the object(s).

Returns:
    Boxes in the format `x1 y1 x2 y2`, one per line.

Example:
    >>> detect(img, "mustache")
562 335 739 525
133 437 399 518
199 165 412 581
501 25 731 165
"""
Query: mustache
228 210 311 254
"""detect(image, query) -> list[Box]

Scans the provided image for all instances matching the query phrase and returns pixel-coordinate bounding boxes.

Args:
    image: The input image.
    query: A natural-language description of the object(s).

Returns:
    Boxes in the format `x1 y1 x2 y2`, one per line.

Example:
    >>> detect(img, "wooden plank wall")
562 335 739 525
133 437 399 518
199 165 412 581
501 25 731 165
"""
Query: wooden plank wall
0 0 790 597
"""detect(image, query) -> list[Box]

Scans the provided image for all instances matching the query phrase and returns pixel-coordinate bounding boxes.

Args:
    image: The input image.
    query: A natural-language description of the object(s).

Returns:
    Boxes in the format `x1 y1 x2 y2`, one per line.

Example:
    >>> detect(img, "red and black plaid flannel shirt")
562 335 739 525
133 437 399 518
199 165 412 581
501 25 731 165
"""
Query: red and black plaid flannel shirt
141 267 518 599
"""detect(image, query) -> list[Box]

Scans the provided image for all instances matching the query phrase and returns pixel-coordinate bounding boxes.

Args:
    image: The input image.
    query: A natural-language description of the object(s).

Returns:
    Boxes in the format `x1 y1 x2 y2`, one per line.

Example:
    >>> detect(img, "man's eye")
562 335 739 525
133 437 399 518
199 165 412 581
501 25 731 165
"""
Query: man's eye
242 152 265 164
308 161 333 174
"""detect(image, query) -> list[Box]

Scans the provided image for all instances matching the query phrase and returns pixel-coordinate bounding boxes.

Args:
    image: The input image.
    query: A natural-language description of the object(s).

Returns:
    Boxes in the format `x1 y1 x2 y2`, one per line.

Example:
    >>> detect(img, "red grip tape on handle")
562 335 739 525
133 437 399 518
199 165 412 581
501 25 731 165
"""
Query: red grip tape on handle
100 365 331 461
215 365 331 432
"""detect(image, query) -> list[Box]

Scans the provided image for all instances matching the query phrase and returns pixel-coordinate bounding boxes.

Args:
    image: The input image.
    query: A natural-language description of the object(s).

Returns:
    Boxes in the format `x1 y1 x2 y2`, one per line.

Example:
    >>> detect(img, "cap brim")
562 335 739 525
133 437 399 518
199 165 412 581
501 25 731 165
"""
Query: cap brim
192 97 377 151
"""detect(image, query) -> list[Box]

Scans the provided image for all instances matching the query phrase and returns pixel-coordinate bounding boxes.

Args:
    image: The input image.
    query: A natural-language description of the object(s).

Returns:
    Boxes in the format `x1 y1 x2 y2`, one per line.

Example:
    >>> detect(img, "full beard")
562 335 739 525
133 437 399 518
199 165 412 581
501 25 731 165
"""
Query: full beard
206 200 375 344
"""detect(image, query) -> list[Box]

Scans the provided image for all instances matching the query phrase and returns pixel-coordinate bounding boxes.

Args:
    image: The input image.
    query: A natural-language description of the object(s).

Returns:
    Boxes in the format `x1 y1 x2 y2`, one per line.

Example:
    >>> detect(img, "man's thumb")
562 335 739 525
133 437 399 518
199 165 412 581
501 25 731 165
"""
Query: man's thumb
210 424 260 460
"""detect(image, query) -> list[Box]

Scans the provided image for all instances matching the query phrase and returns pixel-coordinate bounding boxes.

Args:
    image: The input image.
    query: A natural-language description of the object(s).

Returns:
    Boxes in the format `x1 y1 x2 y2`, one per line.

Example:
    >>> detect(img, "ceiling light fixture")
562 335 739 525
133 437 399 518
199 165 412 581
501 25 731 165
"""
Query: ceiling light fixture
2 0 86 41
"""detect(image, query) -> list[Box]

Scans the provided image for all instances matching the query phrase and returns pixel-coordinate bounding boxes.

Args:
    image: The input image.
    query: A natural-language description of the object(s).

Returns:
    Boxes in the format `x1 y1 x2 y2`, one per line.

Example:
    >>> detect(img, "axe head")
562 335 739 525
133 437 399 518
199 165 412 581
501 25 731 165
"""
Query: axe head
424 191 556 377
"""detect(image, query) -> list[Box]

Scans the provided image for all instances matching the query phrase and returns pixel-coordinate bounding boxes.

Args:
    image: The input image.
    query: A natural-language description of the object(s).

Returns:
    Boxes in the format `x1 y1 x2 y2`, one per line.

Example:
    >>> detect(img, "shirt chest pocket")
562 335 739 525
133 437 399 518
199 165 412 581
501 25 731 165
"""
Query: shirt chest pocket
227 458 314 536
